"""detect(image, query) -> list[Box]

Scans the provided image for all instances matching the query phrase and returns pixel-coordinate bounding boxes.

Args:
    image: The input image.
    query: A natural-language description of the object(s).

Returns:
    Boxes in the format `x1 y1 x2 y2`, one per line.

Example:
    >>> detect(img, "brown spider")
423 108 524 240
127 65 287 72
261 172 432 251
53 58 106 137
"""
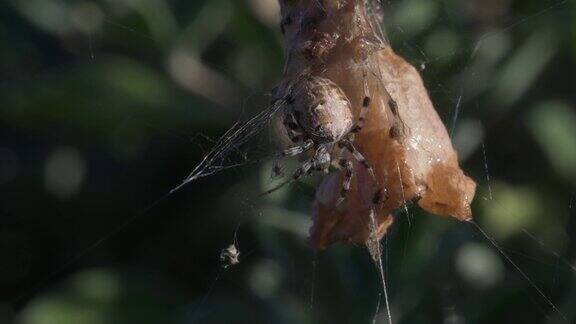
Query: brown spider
271 75 379 205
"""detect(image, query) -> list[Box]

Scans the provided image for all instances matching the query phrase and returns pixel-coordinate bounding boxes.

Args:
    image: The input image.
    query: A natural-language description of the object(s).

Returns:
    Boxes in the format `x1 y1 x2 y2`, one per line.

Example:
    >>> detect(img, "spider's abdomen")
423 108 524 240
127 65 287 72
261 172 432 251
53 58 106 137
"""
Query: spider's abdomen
292 76 353 144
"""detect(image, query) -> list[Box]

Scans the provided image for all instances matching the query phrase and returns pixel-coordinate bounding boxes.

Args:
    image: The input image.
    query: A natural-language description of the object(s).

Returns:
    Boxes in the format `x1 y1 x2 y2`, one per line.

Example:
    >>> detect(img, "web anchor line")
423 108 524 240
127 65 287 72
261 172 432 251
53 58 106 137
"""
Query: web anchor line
368 210 393 324
468 220 569 323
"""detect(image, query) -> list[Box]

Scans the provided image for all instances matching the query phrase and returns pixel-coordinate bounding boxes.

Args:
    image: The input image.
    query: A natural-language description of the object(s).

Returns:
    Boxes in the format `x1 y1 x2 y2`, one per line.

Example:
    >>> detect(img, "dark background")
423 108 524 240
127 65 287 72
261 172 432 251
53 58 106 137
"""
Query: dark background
1 0 576 323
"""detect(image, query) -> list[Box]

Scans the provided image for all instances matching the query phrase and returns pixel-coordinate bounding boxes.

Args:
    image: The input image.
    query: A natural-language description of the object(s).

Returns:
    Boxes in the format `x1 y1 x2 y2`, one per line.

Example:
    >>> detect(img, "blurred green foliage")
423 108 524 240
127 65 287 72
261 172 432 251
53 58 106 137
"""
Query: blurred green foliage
1 0 576 323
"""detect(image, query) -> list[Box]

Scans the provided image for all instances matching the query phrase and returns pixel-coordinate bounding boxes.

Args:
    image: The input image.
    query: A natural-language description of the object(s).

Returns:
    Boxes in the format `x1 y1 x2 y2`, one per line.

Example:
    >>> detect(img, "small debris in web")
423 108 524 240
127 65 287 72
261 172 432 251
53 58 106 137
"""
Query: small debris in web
220 241 240 269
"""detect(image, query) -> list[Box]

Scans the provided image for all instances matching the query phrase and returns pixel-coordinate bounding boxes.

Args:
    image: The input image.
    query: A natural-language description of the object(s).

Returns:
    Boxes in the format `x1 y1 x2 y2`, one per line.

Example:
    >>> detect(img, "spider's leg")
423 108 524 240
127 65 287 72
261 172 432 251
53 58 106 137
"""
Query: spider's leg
287 129 304 144
264 138 313 194
339 140 390 206
261 158 314 196
336 158 353 206
283 112 305 143
281 139 314 158
312 144 331 173
292 159 314 180
339 139 376 182
350 73 372 136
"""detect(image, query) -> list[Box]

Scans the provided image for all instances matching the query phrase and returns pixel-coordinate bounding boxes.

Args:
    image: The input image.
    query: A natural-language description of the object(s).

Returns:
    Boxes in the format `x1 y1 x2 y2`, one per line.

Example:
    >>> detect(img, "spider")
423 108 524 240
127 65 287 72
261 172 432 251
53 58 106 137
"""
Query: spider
270 75 380 205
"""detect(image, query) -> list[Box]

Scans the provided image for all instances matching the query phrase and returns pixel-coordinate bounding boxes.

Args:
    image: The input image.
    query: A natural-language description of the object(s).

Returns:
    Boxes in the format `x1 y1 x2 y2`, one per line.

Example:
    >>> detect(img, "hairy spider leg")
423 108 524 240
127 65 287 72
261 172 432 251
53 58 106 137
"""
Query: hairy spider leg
261 158 315 196
336 159 354 206
334 138 390 206
350 72 372 136
283 112 305 143
339 139 376 182
281 139 314 158
336 71 394 206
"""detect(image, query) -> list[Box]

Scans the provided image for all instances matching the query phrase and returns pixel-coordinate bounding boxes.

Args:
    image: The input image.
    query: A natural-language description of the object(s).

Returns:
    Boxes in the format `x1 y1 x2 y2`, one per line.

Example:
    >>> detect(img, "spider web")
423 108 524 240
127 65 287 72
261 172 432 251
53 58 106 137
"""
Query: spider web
9 0 576 323
167 1 575 323
170 98 285 194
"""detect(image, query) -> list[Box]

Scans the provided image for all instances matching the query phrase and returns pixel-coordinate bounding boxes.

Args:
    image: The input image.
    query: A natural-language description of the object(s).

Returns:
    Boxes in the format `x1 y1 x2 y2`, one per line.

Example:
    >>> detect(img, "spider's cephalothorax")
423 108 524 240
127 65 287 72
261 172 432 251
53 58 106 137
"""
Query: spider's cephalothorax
276 75 377 204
